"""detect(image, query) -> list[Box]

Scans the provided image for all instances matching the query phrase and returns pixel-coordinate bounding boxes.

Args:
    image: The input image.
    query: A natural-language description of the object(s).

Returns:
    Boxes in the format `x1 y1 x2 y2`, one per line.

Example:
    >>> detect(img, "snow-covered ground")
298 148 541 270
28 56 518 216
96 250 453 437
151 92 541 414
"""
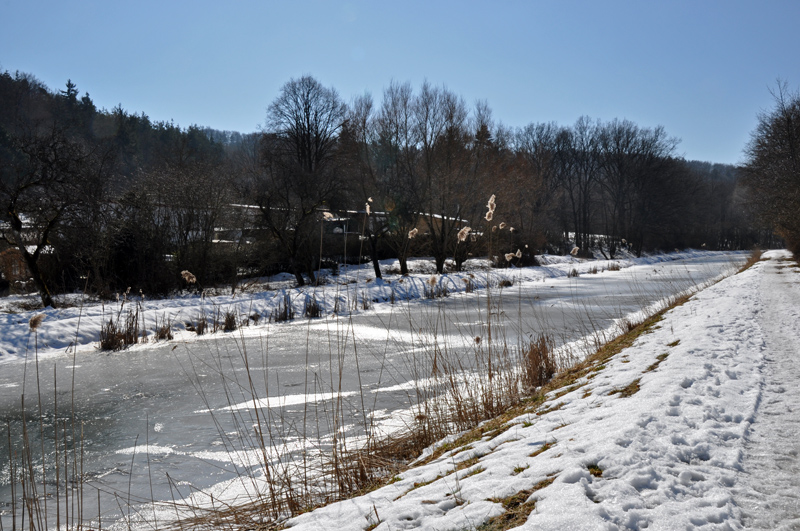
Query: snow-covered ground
0 250 729 363
280 250 800 530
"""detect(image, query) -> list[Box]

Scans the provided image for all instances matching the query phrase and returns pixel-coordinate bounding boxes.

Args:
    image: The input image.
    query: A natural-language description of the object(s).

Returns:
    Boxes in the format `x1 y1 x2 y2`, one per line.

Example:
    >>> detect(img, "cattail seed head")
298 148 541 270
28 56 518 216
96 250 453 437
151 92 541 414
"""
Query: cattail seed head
365 203 371 215
570 246 580 256
516 249 522 258
427 275 437 287
457 226 472 242
181 270 197 284
323 211 335 220
29 313 45 331
499 222 507 230
485 210 493 222
505 253 515 262
408 228 418 239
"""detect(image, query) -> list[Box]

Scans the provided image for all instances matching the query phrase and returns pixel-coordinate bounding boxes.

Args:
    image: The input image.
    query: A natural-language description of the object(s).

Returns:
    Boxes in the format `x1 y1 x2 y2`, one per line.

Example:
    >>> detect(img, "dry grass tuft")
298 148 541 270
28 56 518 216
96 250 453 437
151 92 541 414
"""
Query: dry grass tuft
195 313 208 335
304 296 323 318
480 476 555 530
522 334 557 392
153 313 174 341
529 441 555 458
223 310 237 332
99 308 140 351
739 248 763 272
645 353 669 373
609 378 641 398
271 293 295 322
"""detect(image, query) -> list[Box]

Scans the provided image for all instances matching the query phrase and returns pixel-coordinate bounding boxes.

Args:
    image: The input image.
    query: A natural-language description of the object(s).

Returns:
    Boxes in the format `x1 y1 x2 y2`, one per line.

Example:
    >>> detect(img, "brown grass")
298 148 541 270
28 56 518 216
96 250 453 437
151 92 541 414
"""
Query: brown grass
99 308 140 351
304 296 323 318
528 441 555 458
739 248 763 272
645 353 669 373
479 476 556 530
153 313 174 341
609 378 641 398
522 334 557 392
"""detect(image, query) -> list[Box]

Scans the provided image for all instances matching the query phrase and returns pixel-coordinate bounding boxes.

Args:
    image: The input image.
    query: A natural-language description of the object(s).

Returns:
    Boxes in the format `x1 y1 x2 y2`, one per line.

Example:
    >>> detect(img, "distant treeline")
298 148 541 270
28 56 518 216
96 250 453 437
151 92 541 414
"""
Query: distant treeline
0 71 771 306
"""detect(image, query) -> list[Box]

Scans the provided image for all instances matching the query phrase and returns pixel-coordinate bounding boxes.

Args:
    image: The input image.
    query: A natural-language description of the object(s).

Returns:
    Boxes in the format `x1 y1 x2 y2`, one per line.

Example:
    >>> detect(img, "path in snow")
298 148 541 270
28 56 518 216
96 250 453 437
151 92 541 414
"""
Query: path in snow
734 253 800 529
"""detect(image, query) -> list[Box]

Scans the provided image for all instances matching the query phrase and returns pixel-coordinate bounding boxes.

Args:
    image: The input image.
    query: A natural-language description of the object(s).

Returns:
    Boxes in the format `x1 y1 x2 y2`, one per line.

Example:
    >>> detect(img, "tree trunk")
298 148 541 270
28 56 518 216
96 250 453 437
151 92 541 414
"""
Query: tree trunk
20 250 55 308
292 262 306 287
369 236 382 279
435 255 446 274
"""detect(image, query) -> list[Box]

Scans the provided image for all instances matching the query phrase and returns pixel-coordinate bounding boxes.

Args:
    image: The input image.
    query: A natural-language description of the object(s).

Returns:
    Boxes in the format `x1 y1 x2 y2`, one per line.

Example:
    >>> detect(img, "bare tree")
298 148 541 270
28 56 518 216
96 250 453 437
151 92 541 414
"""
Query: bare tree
743 81 800 256
258 76 347 286
0 75 112 306
414 82 474 273
374 80 423 275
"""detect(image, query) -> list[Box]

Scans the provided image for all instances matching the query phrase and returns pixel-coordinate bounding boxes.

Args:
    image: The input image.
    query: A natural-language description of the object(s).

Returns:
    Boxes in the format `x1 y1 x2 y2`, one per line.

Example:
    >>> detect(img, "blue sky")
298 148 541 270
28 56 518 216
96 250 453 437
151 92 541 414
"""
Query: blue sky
2 0 798 164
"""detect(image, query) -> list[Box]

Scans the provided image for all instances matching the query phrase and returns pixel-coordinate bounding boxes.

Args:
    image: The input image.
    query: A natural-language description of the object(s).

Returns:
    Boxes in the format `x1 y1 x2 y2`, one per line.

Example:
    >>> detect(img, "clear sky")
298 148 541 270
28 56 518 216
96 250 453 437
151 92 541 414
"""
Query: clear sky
2 0 798 165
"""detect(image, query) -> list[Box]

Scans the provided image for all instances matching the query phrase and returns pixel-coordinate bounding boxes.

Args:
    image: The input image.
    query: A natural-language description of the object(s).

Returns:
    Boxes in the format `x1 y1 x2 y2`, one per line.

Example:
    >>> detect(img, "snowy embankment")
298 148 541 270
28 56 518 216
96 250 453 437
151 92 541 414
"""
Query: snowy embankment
283 250 799 530
0 249 731 363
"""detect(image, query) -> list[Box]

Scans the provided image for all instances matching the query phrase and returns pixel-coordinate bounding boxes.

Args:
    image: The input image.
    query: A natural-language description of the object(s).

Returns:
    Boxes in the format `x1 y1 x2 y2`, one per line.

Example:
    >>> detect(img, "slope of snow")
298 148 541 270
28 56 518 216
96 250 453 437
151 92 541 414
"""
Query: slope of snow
283 251 799 531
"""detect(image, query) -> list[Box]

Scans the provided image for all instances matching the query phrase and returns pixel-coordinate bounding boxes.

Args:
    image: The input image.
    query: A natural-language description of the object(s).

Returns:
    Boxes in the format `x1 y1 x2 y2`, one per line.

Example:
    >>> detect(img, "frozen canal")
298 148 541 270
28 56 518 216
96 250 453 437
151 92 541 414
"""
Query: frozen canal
0 253 744 528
